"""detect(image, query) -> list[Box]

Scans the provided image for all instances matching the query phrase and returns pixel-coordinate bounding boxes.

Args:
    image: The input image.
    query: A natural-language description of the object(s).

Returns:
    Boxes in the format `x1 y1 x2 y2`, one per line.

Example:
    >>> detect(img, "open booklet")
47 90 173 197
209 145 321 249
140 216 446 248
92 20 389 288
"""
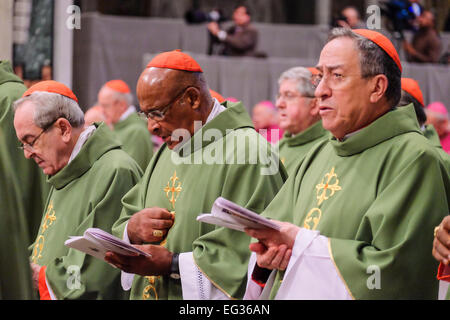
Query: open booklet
65 228 151 262
197 197 281 232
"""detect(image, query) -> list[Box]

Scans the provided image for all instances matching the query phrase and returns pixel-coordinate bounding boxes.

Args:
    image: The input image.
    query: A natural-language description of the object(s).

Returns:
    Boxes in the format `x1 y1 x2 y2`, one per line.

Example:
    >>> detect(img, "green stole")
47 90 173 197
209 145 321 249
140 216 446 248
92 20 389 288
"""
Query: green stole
31 123 142 299
113 112 154 171
277 121 328 175
112 101 287 300
261 105 449 299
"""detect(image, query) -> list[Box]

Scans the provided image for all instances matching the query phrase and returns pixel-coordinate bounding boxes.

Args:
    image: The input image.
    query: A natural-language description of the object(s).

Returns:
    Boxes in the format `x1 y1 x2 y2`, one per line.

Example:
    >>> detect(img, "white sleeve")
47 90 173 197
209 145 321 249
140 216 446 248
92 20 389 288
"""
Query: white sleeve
120 222 135 291
275 228 352 300
179 252 230 300
439 280 450 300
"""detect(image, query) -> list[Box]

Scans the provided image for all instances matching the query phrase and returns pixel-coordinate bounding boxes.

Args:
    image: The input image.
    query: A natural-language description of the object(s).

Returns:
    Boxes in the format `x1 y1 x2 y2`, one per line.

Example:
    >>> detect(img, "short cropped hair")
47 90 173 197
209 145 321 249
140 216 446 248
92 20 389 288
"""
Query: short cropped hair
278 67 316 98
327 28 402 107
13 92 85 128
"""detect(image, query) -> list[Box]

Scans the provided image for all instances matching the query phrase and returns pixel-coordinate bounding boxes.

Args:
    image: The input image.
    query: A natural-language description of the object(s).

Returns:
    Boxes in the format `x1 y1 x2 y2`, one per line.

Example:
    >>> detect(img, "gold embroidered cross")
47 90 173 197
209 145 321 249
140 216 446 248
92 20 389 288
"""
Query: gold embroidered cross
41 201 56 232
315 167 342 206
143 276 159 300
31 235 45 263
164 171 182 210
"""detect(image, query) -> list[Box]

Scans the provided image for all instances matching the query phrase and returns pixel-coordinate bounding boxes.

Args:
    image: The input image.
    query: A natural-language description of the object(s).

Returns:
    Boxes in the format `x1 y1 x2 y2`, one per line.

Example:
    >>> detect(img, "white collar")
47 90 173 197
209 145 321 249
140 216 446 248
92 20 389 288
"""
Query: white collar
119 106 136 122
206 98 226 124
68 125 96 163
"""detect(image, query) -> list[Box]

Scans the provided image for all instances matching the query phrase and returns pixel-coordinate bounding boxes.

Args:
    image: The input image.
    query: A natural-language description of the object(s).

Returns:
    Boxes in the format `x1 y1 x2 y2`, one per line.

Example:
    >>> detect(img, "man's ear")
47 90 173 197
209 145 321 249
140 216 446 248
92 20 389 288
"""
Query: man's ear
55 118 73 143
369 74 389 104
184 87 201 110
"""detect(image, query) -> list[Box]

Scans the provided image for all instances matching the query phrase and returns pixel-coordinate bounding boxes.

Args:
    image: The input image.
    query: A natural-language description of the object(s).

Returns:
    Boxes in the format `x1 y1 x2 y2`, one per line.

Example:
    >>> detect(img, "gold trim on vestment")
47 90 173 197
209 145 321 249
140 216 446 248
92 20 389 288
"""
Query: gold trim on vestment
327 238 355 300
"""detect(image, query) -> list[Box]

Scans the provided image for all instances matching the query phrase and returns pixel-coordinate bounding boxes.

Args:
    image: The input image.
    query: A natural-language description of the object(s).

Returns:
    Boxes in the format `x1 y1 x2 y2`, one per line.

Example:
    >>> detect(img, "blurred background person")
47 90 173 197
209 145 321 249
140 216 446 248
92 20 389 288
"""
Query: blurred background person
335 6 366 29
207 5 259 57
426 102 450 153
252 100 283 144
403 10 443 63
84 104 107 127
399 78 449 168
276 67 327 175
98 79 153 171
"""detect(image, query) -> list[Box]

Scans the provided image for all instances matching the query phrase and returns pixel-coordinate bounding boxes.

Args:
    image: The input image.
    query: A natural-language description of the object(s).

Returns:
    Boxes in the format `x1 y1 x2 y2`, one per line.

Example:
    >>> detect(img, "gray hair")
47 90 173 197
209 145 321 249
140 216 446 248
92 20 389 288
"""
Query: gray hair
108 89 134 106
278 67 316 98
327 28 402 107
13 92 85 128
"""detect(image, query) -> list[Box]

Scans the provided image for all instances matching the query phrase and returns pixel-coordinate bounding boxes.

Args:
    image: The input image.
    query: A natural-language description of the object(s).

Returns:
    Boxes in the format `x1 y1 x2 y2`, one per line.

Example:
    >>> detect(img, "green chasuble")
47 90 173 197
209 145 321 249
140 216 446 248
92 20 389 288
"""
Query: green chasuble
0 60 50 243
113 112 153 171
112 101 287 300
30 123 142 300
277 121 328 175
0 128 35 299
261 104 449 299
423 124 450 171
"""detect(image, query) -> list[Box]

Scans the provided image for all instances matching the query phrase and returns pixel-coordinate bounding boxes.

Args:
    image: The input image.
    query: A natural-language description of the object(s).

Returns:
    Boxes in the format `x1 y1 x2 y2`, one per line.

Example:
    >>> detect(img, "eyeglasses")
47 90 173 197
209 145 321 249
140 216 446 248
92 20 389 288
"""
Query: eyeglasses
19 120 56 152
139 86 195 121
311 72 360 90
276 91 315 102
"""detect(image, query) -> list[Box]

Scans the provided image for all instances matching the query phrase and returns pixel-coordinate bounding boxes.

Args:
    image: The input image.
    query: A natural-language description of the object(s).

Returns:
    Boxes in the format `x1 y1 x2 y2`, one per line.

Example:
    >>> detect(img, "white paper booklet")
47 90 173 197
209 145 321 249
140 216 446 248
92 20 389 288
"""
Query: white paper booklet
197 197 281 232
65 228 151 261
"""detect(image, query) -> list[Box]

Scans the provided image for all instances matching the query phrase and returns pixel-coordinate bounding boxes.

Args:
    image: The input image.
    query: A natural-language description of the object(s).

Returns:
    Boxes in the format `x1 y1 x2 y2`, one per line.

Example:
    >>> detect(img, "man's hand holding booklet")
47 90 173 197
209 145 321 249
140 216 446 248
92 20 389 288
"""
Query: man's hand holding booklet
196 197 280 232
65 228 151 264
65 197 277 265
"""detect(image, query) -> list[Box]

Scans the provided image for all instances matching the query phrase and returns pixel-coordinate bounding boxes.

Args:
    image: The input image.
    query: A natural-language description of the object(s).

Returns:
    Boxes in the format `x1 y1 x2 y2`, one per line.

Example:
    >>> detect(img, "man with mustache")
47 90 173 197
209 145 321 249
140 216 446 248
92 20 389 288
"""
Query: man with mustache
243 28 449 299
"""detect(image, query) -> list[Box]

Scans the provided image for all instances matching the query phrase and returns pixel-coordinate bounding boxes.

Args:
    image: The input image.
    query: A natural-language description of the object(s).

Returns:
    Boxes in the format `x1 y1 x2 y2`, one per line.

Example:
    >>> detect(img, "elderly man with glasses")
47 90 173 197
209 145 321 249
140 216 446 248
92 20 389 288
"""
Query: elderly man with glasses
105 50 286 300
13 81 142 300
276 66 328 175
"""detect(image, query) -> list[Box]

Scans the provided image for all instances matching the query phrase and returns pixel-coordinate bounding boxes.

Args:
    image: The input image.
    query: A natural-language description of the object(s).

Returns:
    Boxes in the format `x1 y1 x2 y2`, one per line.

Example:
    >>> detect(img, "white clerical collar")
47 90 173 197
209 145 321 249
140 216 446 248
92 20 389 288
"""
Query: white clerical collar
206 98 226 124
68 125 96 163
119 106 136 122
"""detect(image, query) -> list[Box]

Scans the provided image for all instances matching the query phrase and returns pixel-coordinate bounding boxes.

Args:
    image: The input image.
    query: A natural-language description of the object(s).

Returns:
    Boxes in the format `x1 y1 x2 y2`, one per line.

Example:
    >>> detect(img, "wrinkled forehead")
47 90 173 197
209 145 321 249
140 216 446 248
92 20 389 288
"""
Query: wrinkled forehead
316 37 360 72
